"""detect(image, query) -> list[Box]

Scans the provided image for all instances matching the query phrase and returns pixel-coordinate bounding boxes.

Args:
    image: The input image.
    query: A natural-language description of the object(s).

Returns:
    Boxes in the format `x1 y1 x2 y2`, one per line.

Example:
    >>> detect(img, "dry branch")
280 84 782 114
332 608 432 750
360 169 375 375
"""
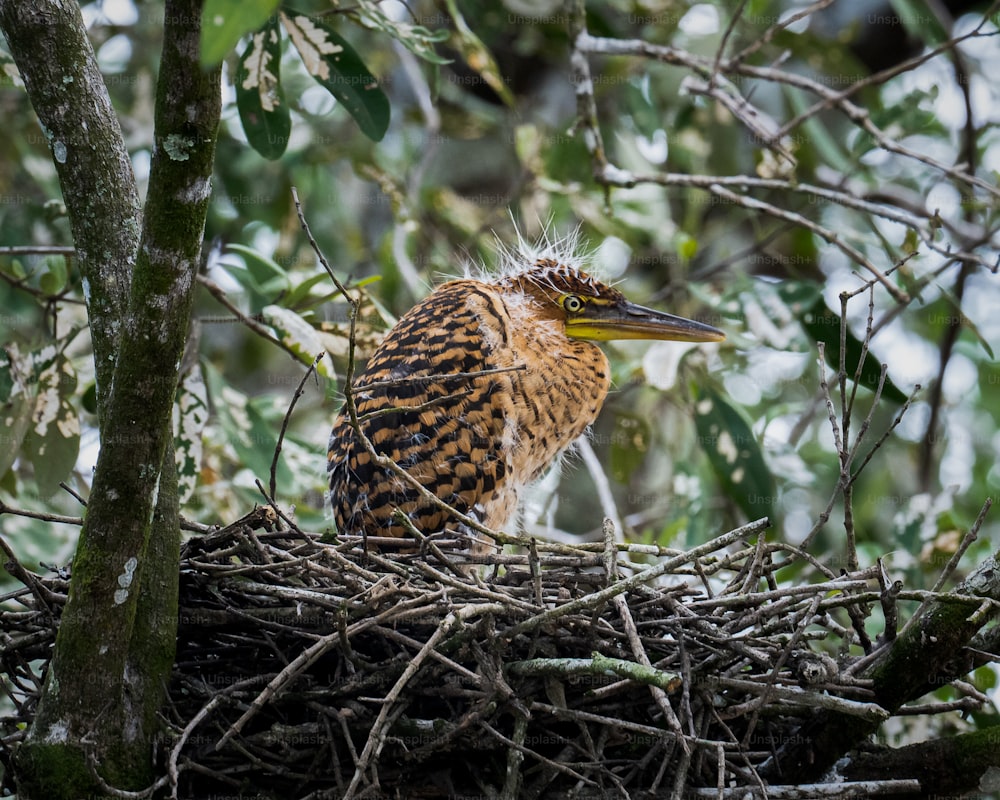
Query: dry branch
1 509 996 798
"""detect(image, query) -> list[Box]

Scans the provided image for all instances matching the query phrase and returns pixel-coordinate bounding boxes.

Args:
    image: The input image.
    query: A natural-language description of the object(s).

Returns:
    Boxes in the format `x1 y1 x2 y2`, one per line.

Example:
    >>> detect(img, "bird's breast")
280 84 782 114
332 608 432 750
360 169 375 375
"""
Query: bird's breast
484 292 611 492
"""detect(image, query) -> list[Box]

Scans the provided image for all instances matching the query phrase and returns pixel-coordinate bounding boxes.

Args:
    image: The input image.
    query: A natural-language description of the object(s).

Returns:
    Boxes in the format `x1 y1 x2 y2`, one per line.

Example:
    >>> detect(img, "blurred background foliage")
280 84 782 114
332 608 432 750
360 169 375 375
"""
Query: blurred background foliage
1 0 998 623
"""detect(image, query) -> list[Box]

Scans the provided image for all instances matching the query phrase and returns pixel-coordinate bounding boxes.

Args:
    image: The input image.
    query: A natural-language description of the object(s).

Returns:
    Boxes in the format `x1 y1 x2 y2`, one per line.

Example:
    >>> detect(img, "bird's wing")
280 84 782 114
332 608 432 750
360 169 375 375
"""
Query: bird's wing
327 281 516 539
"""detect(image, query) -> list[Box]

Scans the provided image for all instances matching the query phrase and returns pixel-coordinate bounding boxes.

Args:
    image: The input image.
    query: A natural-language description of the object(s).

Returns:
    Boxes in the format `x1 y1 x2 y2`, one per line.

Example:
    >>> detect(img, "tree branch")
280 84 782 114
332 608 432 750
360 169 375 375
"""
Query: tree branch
762 536 998 783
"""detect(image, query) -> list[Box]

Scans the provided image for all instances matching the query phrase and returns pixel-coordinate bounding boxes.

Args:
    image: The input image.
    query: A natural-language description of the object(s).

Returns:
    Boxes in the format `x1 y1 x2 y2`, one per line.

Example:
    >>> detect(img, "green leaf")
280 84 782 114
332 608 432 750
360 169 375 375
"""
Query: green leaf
21 347 80 500
174 363 210 505
219 243 292 309
236 18 291 160
81 382 98 415
0 345 34 482
0 258 27 280
347 0 450 65
261 305 336 379
200 0 282 66
280 10 390 141
852 87 945 158
38 255 68 295
888 0 949 45
775 280 823 315
442 0 515 108
677 233 698 261
936 285 994 360
798 295 909 405
283 270 338 311
609 413 651 484
623 80 660 139
693 386 776 524
213 380 291 489
973 665 998 693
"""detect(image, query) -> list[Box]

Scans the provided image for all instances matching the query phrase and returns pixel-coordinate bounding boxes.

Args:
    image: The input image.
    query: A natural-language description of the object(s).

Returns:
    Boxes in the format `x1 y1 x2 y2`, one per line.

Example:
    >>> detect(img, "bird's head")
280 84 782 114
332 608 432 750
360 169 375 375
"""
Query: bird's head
500 259 726 344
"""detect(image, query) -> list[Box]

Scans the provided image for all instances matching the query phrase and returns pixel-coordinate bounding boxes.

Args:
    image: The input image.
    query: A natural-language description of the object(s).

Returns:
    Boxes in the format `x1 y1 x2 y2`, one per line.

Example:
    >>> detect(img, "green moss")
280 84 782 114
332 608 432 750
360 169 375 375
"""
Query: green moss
14 741 94 799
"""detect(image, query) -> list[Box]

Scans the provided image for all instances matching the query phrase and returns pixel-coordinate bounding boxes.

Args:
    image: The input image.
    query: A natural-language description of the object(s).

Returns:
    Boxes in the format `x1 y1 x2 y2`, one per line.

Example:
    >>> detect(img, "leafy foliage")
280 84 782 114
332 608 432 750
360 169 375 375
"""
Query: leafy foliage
0 342 80 501
204 1 450 154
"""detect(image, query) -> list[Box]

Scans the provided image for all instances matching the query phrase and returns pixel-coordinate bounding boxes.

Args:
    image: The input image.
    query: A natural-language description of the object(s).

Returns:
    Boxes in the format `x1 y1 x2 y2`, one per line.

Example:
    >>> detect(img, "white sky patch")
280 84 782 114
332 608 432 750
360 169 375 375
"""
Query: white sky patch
896 401 931 443
722 372 762 406
594 236 631 278
767 450 814 487
940 415 975 491
299 85 337 115
941 353 978 402
743 348 810 397
636 129 668 164
678 4 720 35
77 427 100 481
97 34 133 73
779 8 810 34
785 507 813 544
132 149 151 186
924 182 962 220
82 0 138 27
643 340 698 390
871 326 940 389
964 272 1000 344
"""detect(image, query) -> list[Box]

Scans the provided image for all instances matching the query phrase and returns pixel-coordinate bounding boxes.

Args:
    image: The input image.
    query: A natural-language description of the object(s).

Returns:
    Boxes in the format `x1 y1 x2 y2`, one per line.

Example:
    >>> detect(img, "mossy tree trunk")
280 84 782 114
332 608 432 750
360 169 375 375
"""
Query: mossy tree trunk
0 0 220 796
763 554 1000 784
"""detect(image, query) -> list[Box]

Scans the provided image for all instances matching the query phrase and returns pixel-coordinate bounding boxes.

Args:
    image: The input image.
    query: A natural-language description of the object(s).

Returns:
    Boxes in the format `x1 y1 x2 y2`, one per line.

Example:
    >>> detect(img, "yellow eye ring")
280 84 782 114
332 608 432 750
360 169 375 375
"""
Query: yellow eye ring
562 294 584 313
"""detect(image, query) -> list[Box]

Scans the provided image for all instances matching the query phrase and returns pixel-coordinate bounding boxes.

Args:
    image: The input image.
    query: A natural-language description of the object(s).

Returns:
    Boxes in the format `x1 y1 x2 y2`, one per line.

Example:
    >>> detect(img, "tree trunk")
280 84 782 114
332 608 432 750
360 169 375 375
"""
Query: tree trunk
1 1 220 795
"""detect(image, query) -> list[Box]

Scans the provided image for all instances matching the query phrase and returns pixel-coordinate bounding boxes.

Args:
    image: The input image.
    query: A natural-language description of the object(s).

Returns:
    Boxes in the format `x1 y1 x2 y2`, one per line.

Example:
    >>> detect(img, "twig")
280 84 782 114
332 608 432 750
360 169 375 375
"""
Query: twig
686 780 922 798
216 629 343 749
0 245 76 256
503 518 770 640
0 534 59 617
0 498 83 527
613 589 688 745
58 481 88 507
270 351 325 500
577 438 624 541
196 274 289 354
710 675 889 721
929 498 993 594
169 696 224 799
343 607 486 799
900 498 995 635
481 717 595 789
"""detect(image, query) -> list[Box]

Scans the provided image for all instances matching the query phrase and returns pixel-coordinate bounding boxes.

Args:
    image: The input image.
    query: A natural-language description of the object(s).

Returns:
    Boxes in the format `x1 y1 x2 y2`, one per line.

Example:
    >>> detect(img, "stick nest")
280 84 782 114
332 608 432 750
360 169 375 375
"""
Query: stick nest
0 510 945 799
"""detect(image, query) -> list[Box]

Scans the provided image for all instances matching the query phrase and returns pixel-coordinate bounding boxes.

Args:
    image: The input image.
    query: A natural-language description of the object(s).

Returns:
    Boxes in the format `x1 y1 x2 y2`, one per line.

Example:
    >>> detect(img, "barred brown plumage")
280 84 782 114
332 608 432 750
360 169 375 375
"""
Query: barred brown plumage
327 251 724 552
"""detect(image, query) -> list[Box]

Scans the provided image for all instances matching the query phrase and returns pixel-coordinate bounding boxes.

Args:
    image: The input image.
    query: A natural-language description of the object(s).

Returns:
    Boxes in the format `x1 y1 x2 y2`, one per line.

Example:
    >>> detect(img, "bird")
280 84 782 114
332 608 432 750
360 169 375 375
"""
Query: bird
326 241 725 552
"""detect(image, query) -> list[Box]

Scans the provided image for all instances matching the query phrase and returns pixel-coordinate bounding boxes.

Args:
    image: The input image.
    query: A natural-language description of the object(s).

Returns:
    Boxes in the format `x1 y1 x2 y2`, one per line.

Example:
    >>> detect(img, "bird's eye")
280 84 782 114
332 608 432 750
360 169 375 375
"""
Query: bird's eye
562 295 584 313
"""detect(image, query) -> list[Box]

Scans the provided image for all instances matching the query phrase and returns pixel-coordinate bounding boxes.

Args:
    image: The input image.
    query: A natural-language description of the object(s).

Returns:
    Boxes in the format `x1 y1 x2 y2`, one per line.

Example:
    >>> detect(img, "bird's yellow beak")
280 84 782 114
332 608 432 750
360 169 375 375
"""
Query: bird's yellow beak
565 300 726 343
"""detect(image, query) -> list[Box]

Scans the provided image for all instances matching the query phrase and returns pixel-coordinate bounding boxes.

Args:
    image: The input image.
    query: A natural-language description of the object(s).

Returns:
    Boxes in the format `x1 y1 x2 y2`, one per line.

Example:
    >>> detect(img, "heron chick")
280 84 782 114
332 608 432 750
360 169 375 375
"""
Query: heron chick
327 242 724 550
